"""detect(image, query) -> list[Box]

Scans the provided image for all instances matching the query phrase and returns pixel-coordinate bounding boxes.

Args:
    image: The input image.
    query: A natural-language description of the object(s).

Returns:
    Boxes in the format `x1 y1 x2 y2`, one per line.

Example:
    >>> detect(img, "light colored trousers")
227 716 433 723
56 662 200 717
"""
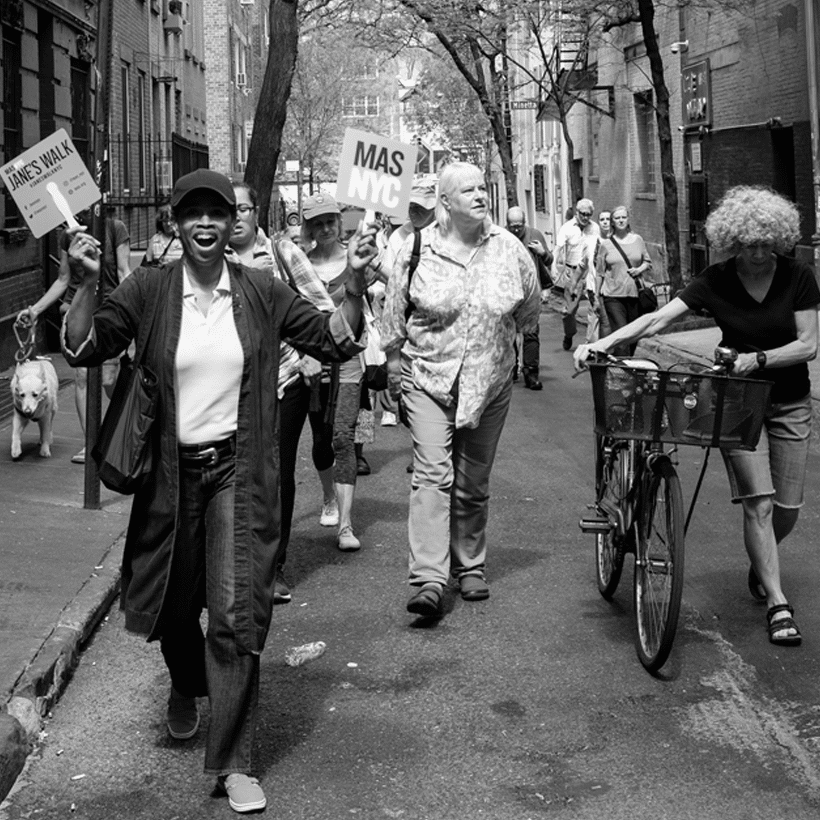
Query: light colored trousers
403 378 512 587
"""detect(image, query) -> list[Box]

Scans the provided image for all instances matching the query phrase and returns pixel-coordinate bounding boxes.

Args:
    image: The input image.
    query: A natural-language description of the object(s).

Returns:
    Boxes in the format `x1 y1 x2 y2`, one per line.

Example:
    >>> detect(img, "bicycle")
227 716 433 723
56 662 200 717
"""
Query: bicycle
578 348 772 673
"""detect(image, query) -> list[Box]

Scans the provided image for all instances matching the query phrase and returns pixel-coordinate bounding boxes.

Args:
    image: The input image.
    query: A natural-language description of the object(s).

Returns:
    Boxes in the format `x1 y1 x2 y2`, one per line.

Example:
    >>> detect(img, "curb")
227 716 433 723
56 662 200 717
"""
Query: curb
0 536 124 803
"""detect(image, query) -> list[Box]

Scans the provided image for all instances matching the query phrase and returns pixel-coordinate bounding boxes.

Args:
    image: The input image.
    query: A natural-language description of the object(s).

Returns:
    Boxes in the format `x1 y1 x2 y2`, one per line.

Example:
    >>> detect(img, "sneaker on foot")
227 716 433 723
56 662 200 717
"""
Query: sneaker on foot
381 411 398 427
273 575 292 605
167 687 199 740
71 447 86 464
337 525 361 551
320 499 339 527
218 773 267 814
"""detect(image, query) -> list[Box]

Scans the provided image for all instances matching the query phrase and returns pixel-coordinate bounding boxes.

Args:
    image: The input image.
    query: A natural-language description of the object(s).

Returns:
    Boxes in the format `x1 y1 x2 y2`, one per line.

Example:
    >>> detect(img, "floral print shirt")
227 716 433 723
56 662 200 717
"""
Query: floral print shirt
381 222 540 429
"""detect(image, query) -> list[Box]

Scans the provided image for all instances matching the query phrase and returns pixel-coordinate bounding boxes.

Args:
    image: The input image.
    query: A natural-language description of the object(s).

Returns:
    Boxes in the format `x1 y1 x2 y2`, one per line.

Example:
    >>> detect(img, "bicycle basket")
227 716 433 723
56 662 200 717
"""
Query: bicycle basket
590 363 772 449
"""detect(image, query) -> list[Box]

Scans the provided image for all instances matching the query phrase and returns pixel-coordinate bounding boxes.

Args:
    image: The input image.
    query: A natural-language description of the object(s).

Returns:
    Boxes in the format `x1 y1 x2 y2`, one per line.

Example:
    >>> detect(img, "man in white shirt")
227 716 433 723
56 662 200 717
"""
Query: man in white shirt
553 198 600 350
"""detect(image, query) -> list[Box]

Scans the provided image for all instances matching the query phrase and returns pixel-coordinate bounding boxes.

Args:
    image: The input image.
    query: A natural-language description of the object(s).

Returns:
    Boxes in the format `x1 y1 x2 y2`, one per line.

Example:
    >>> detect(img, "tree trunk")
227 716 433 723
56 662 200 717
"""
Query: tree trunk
637 0 682 293
245 0 299 232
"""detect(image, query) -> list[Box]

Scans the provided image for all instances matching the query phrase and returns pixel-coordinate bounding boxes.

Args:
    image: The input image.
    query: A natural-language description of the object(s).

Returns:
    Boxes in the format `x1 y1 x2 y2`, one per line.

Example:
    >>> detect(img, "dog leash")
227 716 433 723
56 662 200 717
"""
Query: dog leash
13 316 37 363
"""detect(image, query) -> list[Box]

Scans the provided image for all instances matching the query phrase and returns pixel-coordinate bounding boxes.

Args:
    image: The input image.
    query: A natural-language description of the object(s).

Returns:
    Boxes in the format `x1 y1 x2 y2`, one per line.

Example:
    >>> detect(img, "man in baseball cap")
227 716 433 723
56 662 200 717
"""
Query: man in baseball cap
369 177 438 432
408 177 437 213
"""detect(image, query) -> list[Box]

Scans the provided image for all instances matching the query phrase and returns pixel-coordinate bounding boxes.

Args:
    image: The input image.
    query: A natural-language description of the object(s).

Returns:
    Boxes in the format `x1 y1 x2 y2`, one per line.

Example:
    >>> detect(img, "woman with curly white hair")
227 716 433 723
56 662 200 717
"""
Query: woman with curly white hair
574 185 820 646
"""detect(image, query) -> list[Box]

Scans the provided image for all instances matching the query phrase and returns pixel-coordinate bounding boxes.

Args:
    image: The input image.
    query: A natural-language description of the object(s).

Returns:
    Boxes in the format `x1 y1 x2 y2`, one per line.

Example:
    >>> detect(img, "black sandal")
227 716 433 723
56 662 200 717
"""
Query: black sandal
767 603 802 646
747 565 767 602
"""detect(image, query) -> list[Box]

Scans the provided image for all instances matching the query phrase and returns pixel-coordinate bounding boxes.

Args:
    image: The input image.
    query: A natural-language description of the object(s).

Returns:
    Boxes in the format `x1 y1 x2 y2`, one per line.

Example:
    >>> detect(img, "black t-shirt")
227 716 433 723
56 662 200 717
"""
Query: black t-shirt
61 218 130 304
679 255 820 403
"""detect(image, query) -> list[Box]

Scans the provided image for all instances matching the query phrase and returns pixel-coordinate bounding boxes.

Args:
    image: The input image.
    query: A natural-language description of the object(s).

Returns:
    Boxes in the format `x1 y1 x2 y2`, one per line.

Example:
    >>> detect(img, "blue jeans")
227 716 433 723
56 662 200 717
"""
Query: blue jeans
403 378 512 587
159 455 258 775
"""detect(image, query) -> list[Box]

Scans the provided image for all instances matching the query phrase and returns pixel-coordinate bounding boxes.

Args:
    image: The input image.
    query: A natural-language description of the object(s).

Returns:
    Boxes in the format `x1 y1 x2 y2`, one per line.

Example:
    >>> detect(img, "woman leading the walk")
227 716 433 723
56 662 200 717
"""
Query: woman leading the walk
228 181 336 605
381 161 540 618
62 169 376 813
594 205 653 355
574 185 819 647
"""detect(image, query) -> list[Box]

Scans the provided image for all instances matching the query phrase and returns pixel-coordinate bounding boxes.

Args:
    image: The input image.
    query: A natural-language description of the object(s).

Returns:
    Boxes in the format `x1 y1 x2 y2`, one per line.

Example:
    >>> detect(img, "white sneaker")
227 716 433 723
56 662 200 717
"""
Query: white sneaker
320 499 339 527
218 773 267 813
381 411 398 427
337 525 361 551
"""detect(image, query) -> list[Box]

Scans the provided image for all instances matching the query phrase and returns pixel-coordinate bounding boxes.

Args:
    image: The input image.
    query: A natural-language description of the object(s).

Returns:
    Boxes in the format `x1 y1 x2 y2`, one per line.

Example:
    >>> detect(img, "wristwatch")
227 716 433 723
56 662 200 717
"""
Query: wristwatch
756 350 767 369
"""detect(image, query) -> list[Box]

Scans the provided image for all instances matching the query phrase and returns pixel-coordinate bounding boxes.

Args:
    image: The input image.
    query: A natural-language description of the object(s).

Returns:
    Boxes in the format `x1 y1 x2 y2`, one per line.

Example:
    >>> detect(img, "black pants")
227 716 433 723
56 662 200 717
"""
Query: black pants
278 378 334 568
603 296 640 356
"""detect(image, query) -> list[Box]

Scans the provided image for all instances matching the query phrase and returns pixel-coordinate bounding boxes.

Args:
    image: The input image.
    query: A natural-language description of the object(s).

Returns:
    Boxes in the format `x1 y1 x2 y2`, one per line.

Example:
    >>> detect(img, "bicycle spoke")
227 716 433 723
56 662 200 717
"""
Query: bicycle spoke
634 461 684 673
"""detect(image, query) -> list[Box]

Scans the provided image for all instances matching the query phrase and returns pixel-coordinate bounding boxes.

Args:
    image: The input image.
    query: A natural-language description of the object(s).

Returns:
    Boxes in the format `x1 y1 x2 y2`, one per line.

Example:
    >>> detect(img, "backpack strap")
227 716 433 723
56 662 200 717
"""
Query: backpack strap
404 228 422 323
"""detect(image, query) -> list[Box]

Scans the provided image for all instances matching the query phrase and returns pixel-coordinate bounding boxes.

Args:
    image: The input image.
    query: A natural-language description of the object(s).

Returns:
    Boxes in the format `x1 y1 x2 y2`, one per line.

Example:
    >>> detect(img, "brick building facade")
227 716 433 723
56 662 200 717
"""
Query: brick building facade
0 0 208 370
567 0 817 284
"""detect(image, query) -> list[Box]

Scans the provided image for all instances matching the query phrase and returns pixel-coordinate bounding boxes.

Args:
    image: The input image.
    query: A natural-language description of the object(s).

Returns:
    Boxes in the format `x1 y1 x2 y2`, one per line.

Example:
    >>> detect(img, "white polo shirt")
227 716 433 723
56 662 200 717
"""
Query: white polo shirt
176 264 243 445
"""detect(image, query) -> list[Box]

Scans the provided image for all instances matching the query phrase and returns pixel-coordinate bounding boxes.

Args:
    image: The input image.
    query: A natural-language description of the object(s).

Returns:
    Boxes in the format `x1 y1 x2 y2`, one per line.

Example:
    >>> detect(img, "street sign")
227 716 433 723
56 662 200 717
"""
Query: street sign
0 129 100 238
336 128 418 219
509 100 539 110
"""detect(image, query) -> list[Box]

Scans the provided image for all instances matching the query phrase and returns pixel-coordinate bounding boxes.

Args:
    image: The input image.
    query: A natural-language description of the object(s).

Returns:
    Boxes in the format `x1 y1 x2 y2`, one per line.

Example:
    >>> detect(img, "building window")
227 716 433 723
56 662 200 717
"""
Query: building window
534 164 546 213
634 90 656 194
137 71 147 191
341 95 380 118
2 25 23 227
70 58 91 167
588 108 600 180
121 63 131 191
233 33 247 88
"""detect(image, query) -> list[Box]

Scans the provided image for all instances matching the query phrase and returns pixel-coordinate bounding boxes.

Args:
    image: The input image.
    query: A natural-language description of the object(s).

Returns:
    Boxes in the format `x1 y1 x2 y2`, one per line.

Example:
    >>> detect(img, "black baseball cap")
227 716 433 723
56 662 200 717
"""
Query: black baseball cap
171 169 236 210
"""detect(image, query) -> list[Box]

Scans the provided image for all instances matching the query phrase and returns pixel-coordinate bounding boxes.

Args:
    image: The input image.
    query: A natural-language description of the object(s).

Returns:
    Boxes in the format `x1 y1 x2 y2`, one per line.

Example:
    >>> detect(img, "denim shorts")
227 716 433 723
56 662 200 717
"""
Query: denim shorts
721 394 812 508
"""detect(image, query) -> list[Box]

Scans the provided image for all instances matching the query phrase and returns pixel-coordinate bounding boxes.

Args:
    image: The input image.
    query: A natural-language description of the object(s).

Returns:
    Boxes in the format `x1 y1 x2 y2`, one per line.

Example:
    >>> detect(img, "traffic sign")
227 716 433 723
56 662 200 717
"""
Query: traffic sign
0 129 100 238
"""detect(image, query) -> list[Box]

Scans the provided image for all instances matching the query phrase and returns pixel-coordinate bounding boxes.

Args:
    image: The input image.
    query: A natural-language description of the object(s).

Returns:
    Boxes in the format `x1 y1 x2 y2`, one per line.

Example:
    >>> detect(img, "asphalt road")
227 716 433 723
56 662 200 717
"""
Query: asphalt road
3 311 820 819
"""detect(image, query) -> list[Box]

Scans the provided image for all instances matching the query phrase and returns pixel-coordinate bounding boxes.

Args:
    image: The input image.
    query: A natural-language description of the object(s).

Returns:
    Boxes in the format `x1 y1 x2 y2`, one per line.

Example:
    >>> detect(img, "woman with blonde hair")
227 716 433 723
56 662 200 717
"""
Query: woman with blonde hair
382 162 540 618
575 185 820 646
594 204 652 354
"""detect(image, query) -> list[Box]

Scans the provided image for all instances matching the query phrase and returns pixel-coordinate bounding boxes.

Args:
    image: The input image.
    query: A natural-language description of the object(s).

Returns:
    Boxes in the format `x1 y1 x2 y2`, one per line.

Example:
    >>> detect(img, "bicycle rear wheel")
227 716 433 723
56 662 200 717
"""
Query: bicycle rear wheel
595 437 628 599
634 458 685 673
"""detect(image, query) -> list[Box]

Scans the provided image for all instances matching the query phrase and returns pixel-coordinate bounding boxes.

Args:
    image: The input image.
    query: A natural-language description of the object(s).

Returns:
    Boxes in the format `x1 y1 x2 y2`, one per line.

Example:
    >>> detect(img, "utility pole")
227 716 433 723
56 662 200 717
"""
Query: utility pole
83 0 114 510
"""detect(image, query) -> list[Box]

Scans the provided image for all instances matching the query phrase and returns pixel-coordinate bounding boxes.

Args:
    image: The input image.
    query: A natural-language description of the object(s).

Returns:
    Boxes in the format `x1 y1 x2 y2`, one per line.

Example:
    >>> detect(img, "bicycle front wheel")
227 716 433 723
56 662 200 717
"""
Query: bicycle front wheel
595 438 628 599
634 458 684 673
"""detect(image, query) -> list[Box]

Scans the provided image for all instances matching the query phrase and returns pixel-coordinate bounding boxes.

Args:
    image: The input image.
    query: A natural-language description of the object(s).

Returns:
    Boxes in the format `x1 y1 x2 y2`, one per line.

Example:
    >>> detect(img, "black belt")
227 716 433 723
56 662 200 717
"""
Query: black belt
179 435 236 467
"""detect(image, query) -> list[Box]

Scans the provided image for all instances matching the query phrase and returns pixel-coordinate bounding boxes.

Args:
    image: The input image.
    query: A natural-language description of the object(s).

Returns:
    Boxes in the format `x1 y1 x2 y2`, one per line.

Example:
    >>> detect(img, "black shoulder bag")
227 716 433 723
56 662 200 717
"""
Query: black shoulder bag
91 274 161 494
609 235 657 315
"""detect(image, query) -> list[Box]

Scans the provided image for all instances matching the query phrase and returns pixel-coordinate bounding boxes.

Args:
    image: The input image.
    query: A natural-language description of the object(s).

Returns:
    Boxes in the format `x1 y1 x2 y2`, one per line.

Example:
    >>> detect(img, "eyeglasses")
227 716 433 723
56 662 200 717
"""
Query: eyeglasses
508 223 525 229
577 211 593 218
236 205 256 214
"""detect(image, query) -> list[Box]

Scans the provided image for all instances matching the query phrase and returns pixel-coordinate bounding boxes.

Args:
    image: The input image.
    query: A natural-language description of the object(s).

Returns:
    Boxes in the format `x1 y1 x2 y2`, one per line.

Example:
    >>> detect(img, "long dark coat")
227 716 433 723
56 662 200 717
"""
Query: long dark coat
64 259 363 654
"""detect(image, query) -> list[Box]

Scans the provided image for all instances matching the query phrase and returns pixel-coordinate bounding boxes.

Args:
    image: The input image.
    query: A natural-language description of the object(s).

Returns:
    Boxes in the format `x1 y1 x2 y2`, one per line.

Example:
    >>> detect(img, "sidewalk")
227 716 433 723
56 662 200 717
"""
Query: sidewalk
0 354 131 801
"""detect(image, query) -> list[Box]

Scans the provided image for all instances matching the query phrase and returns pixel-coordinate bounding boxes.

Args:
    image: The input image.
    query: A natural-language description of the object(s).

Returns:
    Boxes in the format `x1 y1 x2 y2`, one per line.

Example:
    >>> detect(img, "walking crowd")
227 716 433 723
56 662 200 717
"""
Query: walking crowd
15 166 817 813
